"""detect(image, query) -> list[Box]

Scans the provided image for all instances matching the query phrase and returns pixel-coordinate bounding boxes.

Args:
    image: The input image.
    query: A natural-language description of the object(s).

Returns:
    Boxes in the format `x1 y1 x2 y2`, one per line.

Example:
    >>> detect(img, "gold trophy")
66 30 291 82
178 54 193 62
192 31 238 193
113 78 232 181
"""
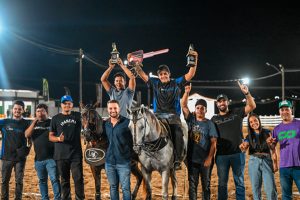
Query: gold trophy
111 42 119 64
186 44 196 67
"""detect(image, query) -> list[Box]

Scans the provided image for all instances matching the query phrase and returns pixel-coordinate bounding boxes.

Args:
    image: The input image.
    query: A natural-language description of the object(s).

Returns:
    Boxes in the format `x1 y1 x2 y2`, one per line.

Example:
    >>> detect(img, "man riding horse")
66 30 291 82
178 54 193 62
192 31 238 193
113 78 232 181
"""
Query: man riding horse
136 50 198 170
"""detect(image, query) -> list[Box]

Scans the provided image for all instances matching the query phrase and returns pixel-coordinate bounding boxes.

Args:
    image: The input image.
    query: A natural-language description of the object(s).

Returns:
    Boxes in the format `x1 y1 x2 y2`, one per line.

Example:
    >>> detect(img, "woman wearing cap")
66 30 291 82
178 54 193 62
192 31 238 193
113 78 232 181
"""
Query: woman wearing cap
239 113 278 200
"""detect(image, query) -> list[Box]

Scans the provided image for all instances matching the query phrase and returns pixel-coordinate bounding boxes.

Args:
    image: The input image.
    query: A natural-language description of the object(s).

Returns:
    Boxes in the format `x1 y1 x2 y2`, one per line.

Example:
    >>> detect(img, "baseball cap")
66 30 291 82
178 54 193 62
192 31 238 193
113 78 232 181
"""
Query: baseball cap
216 94 228 102
279 100 292 108
195 99 207 108
157 64 170 74
61 95 73 103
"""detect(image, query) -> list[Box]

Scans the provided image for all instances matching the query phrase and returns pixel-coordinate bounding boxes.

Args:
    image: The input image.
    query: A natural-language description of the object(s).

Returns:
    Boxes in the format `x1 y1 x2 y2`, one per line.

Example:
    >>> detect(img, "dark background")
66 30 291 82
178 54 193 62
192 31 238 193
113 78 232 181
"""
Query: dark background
0 1 299 115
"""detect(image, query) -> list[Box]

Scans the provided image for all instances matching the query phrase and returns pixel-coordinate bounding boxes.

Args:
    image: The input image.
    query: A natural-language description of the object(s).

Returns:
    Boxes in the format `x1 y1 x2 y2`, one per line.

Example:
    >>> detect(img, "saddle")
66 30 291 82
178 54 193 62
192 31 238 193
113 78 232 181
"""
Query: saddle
158 119 171 137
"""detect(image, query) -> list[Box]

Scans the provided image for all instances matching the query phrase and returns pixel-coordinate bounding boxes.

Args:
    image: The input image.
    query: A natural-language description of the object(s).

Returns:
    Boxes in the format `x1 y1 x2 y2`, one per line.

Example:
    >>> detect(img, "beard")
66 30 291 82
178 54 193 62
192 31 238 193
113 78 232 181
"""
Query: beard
109 112 119 119
218 105 228 113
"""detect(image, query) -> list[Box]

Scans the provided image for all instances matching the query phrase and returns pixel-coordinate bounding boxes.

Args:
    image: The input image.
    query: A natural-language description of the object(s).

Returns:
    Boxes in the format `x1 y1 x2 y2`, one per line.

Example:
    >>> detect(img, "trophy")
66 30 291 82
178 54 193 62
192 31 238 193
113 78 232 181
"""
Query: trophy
110 42 119 64
186 44 196 67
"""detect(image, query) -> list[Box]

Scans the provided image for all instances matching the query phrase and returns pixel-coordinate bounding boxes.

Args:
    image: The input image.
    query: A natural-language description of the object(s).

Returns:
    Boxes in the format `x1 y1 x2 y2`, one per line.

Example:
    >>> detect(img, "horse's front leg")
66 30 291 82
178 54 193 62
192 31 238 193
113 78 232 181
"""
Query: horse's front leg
131 161 143 200
170 168 178 200
141 167 152 200
91 166 102 200
161 170 170 200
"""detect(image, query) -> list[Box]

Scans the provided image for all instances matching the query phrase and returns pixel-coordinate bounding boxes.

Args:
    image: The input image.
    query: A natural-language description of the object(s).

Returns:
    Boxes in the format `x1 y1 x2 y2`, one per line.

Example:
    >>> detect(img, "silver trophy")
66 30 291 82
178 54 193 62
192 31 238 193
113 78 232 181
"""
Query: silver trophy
186 44 196 67
111 42 119 64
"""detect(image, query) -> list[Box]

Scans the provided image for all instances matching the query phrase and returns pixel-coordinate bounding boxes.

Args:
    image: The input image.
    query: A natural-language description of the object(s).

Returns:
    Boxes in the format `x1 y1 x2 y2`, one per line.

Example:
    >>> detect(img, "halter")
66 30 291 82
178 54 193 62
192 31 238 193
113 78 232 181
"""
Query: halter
131 108 168 157
81 106 100 143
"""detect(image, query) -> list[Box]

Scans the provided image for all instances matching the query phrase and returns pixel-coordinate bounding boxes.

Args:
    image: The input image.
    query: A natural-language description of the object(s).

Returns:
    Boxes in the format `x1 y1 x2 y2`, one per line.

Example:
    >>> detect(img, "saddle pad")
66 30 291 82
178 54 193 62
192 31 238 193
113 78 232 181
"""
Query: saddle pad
84 147 106 166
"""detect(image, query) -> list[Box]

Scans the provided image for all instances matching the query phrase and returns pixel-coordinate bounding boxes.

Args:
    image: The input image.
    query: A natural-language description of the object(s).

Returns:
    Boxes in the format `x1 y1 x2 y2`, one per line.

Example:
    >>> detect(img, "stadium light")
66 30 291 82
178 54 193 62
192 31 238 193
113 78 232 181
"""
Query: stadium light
241 77 250 85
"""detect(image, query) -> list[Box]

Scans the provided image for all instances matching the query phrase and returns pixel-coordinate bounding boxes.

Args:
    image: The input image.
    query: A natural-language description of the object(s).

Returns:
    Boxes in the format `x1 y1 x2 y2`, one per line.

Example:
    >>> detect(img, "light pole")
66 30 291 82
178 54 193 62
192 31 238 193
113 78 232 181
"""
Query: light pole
279 64 285 100
79 48 83 107
266 62 285 100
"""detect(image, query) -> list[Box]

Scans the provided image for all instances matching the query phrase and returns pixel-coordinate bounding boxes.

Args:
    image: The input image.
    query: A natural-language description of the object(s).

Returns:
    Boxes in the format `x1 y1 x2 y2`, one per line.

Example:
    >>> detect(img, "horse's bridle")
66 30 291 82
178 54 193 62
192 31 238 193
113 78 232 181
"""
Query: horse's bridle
131 108 168 157
81 107 99 143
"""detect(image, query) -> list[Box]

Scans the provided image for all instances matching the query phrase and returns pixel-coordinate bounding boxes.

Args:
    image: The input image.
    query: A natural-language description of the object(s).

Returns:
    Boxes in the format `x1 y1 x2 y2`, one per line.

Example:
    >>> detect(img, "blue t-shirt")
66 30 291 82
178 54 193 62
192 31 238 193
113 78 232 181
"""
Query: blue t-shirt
108 86 134 117
186 113 218 164
148 76 186 116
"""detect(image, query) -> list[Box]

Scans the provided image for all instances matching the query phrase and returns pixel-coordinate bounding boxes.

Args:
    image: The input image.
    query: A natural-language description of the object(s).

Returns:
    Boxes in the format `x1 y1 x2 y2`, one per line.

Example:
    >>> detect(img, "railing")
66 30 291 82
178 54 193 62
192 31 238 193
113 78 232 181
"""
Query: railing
243 115 286 127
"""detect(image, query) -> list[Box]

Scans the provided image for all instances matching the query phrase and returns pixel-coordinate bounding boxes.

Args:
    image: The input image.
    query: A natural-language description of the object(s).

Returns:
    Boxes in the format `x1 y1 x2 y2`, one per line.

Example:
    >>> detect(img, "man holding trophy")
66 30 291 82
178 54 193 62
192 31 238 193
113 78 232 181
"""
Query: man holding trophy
135 45 198 169
101 43 136 117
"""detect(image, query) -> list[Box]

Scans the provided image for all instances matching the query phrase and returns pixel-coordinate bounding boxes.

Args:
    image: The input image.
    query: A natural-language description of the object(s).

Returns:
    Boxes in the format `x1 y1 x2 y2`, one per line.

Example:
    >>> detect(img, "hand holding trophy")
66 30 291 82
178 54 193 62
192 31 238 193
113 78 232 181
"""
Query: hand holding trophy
186 44 198 67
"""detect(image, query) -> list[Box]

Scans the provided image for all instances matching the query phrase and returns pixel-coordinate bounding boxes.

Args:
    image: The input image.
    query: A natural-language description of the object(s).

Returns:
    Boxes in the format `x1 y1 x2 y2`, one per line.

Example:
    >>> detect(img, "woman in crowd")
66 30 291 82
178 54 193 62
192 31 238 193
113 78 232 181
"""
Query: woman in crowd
239 113 278 200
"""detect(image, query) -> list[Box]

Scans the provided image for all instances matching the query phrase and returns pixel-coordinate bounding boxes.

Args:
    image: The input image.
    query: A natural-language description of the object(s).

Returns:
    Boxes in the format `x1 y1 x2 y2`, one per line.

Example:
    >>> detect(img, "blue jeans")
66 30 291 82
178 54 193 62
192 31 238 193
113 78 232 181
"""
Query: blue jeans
35 159 61 200
215 153 245 200
248 155 277 200
105 162 131 200
280 167 300 200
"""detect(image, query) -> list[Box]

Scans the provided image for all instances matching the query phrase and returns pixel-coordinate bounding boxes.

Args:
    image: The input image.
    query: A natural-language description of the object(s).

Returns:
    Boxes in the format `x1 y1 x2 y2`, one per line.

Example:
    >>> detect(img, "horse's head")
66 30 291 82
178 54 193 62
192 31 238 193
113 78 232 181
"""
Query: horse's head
128 105 161 153
81 104 103 143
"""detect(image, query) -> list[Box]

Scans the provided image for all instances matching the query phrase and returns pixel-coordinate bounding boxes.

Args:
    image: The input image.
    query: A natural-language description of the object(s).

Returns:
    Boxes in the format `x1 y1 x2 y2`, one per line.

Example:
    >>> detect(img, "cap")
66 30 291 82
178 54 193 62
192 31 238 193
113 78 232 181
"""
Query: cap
195 99 207 108
279 100 292 108
216 94 228 101
157 64 170 74
61 95 73 103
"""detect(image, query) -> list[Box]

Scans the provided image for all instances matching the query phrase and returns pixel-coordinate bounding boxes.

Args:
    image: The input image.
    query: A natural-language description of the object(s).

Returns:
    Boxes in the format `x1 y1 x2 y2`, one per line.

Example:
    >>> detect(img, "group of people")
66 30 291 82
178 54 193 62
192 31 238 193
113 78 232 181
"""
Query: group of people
0 47 299 200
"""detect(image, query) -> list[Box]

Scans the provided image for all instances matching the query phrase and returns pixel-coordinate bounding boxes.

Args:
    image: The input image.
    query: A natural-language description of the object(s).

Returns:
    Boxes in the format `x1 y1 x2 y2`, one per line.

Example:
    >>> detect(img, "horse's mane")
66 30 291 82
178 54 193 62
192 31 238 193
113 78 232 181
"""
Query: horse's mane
142 107 163 136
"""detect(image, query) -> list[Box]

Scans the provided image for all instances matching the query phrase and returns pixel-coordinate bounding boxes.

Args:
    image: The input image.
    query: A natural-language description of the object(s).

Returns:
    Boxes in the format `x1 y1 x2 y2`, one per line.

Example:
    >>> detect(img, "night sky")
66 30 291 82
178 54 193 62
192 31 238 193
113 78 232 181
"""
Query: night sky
0 1 299 115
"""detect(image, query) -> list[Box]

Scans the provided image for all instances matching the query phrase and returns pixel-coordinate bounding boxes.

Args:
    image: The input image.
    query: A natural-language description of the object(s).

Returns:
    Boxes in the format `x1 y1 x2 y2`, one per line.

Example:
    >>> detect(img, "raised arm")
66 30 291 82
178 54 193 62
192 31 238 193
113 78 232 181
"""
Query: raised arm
25 119 38 138
181 83 191 119
184 50 198 81
100 59 115 92
238 81 256 115
117 58 136 91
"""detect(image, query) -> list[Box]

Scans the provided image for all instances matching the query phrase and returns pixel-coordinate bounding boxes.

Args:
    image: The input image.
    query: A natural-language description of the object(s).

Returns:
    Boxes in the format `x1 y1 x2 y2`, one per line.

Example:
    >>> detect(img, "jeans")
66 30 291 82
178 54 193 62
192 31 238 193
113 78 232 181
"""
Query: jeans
248 155 277 200
280 167 300 200
215 152 245 200
56 159 85 200
1 160 26 200
187 162 214 200
35 159 61 200
105 162 131 200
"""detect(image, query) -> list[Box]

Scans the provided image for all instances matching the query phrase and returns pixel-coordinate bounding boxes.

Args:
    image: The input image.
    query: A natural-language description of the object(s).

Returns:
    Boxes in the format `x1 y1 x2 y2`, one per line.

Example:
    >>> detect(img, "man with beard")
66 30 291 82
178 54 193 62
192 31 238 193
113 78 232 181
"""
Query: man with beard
25 104 61 200
211 81 256 200
0 101 31 200
136 50 198 170
267 100 300 200
181 84 218 200
101 58 136 117
103 100 133 200
49 95 84 200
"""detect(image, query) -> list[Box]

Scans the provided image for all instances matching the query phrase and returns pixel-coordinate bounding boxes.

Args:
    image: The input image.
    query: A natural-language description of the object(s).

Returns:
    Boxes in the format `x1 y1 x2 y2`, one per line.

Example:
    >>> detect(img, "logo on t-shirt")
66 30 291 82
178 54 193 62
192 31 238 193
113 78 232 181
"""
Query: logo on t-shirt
60 119 77 127
278 130 297 141
191 125 202 144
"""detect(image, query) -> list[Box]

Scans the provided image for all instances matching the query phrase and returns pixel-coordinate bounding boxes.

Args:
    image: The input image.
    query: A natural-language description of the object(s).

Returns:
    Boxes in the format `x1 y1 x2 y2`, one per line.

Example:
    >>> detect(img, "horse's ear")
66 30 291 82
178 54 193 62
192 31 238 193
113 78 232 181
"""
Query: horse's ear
80 102 85 110
93 101 100 109
127 108 132 115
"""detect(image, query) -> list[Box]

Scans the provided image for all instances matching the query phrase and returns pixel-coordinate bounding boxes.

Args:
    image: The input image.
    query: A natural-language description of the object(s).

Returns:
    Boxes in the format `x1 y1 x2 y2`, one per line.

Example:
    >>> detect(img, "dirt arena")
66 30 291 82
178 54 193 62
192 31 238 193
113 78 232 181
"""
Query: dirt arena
1 128 300 199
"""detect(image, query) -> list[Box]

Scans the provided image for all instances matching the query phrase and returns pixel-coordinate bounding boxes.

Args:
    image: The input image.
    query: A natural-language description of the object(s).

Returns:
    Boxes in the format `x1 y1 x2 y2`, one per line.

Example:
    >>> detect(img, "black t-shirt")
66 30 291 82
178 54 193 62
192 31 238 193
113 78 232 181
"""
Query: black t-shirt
0 118 30 161
246 128 271 155
50 111 82 160
31 119 54 161
211 107 245 155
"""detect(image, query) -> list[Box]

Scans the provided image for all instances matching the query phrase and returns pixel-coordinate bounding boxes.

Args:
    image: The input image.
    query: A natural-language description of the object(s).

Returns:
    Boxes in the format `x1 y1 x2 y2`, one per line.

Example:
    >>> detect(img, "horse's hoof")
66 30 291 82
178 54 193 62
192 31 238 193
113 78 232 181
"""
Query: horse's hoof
162 195 168 200
95 193 101 200
171 195 177 200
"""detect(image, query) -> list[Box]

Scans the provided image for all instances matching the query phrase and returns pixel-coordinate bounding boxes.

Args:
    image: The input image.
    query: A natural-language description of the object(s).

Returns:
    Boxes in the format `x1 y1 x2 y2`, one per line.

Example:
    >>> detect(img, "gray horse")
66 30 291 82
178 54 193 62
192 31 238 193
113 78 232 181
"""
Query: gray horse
128 105 188 200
